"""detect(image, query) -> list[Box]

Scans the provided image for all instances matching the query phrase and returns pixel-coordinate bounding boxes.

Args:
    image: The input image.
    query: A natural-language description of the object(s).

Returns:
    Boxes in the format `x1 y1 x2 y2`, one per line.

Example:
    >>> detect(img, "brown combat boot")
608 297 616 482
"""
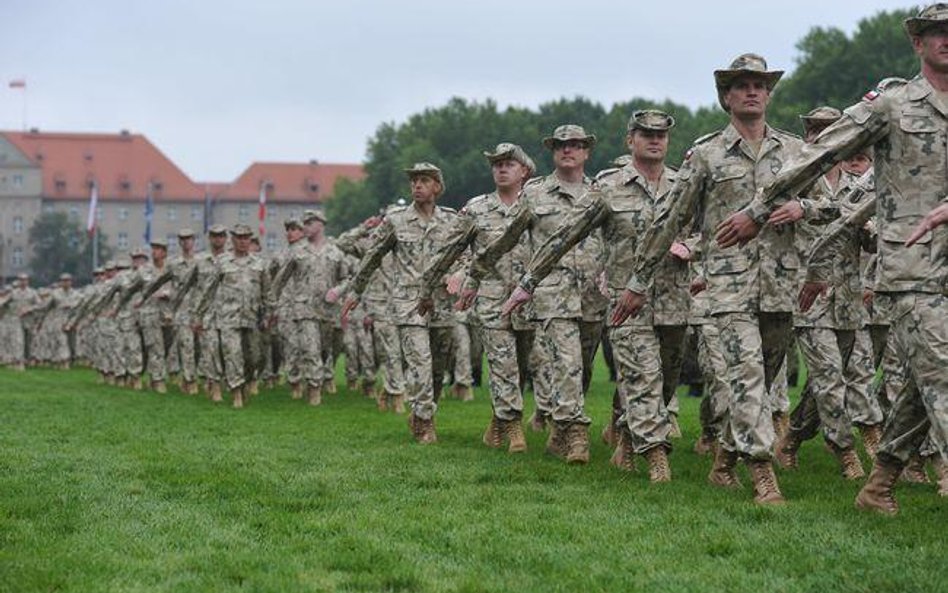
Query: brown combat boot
829 443 866 480
774 431 801 470
931 456 948 497
391 394 406 414
505 414 527 454
409 414 437 444
601 407 621 447
323 379 337 395
290 382 302 400
565 423 590 465
858 423 883 460
131 376 144 391
545 421 568 459
248 379 259 396
307 384 322 407
609 426 636 472
181 380 194 395
747 459 785 505
645 447 672 483
708 446 742 489
361 379 376 399
152 380 167 394
482 415 504 449
346 378 359 391
529 411 549 433
452 384 474 401
693 431 717 456
232 385 245 409
209 382 223 403
376 392 389 412
668 415 682 439
900 454 930 484
189 381 200 395
772 411 790 440
856 458 903 515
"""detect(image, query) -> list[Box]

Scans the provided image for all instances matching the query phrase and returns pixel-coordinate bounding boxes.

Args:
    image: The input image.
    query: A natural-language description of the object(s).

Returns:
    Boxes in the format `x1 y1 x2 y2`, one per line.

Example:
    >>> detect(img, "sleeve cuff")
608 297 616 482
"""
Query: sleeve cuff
518 273 538 294
625 274 650 295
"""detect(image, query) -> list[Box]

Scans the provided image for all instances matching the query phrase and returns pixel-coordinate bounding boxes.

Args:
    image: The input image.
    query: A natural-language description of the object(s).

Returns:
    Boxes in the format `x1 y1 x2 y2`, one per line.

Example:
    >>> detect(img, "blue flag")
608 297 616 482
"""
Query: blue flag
144 184 154 244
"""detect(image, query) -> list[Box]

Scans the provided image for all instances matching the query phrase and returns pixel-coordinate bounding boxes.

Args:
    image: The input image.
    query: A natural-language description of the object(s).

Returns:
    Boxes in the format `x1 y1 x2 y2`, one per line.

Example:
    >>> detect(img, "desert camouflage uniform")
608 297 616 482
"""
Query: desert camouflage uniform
142 253 199 384
8 284 38 364
178 250 227 384
119 261 173 383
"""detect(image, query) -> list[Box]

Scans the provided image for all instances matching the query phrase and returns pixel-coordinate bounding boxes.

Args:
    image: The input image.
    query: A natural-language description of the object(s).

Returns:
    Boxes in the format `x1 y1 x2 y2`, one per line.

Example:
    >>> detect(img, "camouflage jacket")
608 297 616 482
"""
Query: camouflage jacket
118 262 173 326
270 240 334 322
194 252 270 329
626 123 806 315
178 251 227 329
468 174 607 322
422 191 533 330
749 75 948 295
140 254 197 324
336 223 392 320
349 203 458 328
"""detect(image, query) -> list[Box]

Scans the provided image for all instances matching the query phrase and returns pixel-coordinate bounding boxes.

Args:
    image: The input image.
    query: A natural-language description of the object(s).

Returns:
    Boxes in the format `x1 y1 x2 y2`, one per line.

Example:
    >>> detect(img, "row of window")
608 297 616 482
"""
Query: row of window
44 204 294 223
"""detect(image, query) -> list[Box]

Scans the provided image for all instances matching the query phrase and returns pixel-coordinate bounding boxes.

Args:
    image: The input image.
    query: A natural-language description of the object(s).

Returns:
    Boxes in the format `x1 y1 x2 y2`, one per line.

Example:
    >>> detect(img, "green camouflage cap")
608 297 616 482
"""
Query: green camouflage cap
230 223 253 236
150 237 168 248
627 109 676 132
284 217 304 230
302 209 327 224
905 3 948 36
177 228 196 239
714 53 784 111
404 162 445 191
542 124 596 150
115 257 132 269
800 106 842 134
483 142 531 166
208 223 227 235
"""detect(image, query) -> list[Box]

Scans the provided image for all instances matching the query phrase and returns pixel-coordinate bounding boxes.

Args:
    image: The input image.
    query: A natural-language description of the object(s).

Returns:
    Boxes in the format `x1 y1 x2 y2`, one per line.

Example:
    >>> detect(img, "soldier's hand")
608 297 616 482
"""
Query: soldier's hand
455 288 476 311
363 315 374 331
669 241 692 261
364 216 383 229
325 287 341 304
611 289 646 326
715 212 760 248
906 203 948 246
798 281 828 313
689 277 707 296
445 272 464 296
108 309 118 319
501 287 532 317
417 297 434 317
768 200 804 226
597 271 608 297
862 289 874 310
341 296 359 321
192 322 204 334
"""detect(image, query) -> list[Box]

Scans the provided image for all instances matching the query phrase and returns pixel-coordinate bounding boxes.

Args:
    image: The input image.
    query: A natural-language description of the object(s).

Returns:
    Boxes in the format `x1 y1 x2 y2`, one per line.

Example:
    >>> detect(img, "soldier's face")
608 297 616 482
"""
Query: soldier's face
491 159 528 189
842 153 872 177
914 25 948 73
16 278 27 289
628 130 668 163
286 227 304 243
209 233 227 250
132 257 146 269
179 237 195 252
724 76 770 118
151 246 167 262
409 175 441 204
552 140 589 172
304 219 324 239
233 235 251 255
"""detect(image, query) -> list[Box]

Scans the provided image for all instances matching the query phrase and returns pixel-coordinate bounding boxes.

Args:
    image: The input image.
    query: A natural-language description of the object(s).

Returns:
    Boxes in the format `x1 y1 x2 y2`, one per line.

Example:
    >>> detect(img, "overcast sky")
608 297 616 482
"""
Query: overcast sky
1 1 915 182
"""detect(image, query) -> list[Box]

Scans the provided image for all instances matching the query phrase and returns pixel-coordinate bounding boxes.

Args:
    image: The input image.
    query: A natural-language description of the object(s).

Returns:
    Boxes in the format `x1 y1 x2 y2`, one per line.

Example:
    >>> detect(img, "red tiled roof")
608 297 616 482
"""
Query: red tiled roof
216 162 365 203
2 130 205 202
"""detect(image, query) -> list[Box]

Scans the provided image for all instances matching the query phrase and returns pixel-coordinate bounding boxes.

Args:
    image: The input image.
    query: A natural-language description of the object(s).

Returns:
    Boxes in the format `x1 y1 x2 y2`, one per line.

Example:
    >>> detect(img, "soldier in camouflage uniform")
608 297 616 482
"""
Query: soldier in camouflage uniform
8 274 38 370
732 4 948 512
621 55 805 504
193 224 271 408
34 274 81 368
342 163 458 443
504 112 690 481
0 285 14 366
467 126 607 464
420 142 539 453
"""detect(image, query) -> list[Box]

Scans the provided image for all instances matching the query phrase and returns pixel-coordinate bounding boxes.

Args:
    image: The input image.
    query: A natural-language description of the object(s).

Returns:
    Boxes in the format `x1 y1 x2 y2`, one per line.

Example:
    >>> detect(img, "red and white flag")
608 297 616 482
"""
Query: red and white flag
258 182 268 237
8 79 26 89
86 182 99 237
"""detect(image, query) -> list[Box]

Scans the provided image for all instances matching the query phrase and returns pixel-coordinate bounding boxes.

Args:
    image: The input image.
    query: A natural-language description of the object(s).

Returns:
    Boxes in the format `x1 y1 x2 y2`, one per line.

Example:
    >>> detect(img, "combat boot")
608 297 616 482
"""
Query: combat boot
829 443 865 480
645 447 672 483
290 382 303 400
856 458 903 515
668 415 682 439
747 459 785 505
209 382 223 403
232 385 245 409
529 411 549 433
189 381 200 395
609 426 636 472
693 431 717 456
152 380 167 394
545 421 569 459
323 379 337 395
420 416 438 444
376 392 388 412
774 430 801 470
452 383 474 401
504 413 527 454
131 376 143 391
708 447 742 489
858 423 882 460
391 394 406 414
900 454 930 484
181 380 194 395
482 416 504 449
601 407 621 447
772 411 790 440
307 384 322 407
346 378 359 391
930 456 947 497
248 379 259 396
361 378 376 399
565 423 590 465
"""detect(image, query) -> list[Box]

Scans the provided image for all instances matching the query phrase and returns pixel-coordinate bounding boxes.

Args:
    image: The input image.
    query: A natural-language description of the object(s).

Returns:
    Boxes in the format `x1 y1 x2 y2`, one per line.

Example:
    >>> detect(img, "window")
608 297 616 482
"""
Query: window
266 235 277 251
119 207 129 221
238 204 249 221
267 205 278 220
289 208 300 219
167 205 177 221
12 174 23 188
12 246 23 268
117 232 128 249
13 216 23 234
191 205 201 221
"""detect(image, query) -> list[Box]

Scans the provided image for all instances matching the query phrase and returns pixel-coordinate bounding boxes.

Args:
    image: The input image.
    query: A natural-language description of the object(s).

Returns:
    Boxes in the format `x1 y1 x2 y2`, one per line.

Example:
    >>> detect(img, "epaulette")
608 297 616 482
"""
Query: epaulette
386 204 409 215
523 176 544 188
666 164 679 173
465 193 489 207
771 127 803 141
595 167 621 182
863 77 908 102
693 130 721 146
437 205 458 214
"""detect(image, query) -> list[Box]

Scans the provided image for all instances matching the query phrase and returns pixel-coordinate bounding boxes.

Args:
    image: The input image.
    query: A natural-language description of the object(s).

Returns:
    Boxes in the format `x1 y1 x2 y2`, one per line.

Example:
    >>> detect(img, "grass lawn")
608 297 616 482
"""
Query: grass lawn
0 360 944 593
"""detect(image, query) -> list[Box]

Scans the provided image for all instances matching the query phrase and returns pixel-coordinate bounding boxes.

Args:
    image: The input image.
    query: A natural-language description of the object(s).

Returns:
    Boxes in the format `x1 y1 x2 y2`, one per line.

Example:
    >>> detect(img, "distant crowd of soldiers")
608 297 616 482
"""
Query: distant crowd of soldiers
2 4 946 515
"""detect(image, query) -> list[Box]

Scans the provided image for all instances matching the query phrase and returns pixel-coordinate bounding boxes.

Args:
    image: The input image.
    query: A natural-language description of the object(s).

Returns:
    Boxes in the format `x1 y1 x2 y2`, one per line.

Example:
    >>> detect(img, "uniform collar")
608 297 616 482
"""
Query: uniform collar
907 75 948 117
721 122 783 160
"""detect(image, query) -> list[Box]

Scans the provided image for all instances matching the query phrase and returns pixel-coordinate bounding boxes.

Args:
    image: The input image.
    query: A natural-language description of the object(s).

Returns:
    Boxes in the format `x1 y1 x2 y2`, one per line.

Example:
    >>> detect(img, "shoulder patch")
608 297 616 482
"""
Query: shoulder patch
863 89 881 102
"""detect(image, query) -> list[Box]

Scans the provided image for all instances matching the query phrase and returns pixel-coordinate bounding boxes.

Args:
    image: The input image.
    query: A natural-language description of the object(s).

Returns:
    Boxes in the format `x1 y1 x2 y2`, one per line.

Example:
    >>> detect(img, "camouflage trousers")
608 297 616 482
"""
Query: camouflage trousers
610 324 673 453
481 327 536 421
399 325 453 420
8 322 24 364
372 319 405 396
216 326 260 390
140 318 169 382
199 328 223 382
537 318 602 425
169 323 197 383
768 357 791 414
48 328 70 364
119 320 144 377
657 325 687 418
790 328 858 448
452 321 474 387
843 330 883 426
344 322 376 383
876 293 948 465
696 322 730 438
284 318 323 388
715 312 792 459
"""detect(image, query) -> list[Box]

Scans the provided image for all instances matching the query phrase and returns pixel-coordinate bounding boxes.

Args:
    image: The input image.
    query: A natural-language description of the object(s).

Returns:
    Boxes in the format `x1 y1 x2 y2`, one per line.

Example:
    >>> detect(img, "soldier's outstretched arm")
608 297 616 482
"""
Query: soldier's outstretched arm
170 266 198 313
115 275 145 310
420 215 476 299
335 223 373 259
269 256 299 305
90 283 120 316
467 205 533 287
192 272 223 320
805 194 877 285
139 269 173 303
349 220 397 296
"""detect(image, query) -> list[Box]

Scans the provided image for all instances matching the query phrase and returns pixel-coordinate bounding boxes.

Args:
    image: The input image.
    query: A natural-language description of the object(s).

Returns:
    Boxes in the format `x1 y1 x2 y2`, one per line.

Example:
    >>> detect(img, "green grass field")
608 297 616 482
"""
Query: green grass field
0 361 945 593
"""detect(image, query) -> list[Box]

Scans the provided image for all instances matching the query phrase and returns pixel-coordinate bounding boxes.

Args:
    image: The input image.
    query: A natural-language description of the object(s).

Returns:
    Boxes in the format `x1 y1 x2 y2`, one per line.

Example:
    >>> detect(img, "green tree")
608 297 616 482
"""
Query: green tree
27 212 111 286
